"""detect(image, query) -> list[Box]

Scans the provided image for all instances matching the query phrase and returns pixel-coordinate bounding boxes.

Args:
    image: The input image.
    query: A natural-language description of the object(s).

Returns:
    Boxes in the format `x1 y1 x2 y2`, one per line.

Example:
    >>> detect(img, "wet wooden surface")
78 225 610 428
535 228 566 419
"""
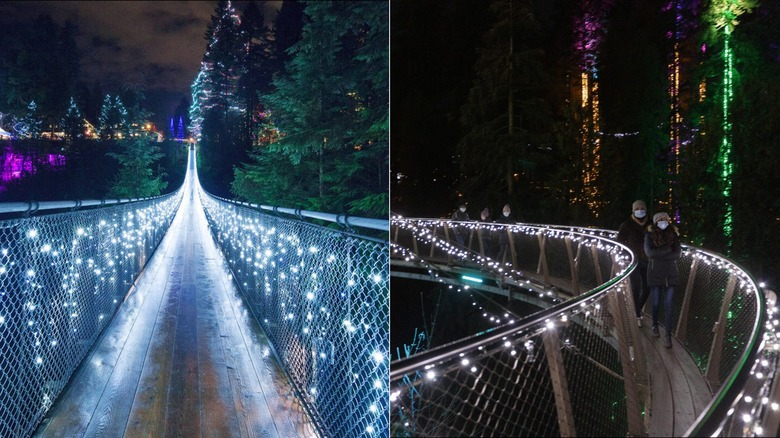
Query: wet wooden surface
641 320 713 437
35 159 316 438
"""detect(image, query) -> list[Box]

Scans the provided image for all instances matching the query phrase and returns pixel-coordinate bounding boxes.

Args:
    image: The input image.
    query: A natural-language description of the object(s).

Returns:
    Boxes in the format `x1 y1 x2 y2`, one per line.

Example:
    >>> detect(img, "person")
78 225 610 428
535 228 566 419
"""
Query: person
450 201 469 247
617 200 650 327
644 211 681 348
478 207 491 256
496 204 515 264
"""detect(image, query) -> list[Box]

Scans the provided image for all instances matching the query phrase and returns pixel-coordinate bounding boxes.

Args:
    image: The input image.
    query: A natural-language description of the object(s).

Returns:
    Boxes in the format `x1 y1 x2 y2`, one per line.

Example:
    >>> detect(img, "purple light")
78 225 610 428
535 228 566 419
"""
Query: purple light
0 146 67 191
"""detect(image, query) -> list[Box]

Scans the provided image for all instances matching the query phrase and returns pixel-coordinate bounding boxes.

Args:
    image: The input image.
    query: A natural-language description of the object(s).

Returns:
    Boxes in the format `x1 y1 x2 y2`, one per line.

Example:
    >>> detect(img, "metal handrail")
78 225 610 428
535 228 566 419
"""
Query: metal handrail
0 194 175 215
210 194 389 232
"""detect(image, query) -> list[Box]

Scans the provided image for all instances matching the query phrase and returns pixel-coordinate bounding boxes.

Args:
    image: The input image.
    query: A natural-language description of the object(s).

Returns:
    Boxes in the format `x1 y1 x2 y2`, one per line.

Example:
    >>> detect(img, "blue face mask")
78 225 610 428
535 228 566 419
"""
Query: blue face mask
634 209 646 219
657 221 669 230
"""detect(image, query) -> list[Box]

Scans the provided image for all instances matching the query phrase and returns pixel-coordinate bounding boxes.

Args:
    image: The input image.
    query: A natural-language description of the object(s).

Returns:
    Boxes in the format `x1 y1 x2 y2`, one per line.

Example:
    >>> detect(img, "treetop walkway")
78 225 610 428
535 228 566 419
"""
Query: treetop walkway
389 217 779 437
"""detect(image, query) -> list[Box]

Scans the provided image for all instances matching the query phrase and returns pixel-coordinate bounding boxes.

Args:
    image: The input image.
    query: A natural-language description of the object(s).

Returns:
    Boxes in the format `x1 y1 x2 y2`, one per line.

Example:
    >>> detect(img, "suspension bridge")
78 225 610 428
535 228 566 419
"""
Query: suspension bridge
0 149 389 438
390 218 779 437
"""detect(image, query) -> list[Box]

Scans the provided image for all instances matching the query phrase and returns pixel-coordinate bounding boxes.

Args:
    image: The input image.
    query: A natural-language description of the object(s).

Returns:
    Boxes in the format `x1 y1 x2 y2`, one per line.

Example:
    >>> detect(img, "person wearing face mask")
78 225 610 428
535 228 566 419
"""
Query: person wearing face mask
496 204 516 264
644 211 681 348
450 201 470 247
617 200 650 327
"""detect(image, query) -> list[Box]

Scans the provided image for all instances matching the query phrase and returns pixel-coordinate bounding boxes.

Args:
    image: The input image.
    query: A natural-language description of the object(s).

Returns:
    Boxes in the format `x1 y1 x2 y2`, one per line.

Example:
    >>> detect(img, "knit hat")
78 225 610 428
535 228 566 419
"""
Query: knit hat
653 212 670 224
632 200 647 211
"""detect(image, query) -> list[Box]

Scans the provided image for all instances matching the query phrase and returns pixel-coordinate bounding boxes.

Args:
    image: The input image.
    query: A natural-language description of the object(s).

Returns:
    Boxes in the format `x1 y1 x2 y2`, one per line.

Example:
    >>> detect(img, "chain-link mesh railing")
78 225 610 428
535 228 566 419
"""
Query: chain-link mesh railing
390 218 767 437
199 190 390 438
0 190 183 437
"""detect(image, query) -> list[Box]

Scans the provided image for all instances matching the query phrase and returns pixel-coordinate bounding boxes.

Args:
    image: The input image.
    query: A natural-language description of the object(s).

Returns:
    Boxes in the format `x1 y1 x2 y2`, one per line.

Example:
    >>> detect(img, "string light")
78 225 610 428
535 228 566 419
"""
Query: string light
391 217 774 435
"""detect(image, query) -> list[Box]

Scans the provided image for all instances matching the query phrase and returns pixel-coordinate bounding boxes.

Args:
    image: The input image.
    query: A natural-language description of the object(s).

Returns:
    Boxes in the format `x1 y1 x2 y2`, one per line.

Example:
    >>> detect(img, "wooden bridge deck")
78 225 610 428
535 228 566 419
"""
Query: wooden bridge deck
639 315 713 437
34 173 316 437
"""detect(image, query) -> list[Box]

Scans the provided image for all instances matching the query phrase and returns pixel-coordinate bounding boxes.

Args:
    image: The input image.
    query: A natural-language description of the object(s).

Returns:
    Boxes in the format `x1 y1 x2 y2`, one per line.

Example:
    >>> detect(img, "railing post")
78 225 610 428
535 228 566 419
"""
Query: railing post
508 227 518 268
537 233 550 285
705 273 738 388
676 257 699 342
565 237 580 296
432 225 439 259
590 245 604 286
607 286 646 437
477 228 486 257
542 327 577 437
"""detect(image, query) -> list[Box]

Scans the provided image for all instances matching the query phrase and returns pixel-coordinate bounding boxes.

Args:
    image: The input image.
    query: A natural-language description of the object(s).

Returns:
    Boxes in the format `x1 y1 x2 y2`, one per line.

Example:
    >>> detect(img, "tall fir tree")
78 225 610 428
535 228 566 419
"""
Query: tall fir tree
457 0 552 211
107 137 167 198
192 0 245 195
234 1 388 217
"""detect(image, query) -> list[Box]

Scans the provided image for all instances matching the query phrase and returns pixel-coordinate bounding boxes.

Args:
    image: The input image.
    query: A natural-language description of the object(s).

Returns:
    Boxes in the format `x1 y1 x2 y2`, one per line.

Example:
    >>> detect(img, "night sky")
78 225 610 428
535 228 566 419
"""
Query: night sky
0 1 280 127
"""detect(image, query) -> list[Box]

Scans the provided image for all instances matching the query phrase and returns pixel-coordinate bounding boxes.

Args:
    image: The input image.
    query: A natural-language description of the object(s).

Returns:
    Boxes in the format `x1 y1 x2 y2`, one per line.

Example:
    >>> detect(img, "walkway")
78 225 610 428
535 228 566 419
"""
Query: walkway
33 154 316 437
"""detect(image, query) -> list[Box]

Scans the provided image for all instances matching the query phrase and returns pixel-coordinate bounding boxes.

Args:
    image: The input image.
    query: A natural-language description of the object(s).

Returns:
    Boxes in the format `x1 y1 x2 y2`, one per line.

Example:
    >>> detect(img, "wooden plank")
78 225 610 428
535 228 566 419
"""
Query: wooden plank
640 324 713 437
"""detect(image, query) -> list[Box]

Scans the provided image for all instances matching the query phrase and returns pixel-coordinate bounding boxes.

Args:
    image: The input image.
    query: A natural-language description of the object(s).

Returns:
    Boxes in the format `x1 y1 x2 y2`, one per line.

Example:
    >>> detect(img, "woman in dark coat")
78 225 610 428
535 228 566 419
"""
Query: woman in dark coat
644 211 681 348
617 200 650 326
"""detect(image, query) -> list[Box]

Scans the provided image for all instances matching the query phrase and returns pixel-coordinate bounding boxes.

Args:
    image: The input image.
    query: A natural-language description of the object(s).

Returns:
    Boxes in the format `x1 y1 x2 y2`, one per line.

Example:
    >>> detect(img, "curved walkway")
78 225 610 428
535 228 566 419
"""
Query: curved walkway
34 153 315 437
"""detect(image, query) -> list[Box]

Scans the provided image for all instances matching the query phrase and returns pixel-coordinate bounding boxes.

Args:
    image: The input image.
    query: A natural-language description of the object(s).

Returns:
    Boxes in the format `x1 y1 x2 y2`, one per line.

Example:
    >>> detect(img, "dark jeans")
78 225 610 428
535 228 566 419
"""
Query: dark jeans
631 261 649 318
650 285 675 333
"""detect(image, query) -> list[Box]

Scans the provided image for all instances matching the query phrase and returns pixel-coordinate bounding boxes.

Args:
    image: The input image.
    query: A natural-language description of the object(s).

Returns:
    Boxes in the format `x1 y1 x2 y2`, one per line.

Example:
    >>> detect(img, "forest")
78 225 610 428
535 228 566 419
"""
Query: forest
0 1 389 220
391 0 779 285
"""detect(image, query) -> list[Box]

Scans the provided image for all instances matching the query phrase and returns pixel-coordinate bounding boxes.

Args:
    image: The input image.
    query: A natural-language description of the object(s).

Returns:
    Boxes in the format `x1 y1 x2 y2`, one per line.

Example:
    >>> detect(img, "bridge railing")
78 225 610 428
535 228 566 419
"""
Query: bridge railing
199 189 390 438
389 218 772 437
0 189 184 437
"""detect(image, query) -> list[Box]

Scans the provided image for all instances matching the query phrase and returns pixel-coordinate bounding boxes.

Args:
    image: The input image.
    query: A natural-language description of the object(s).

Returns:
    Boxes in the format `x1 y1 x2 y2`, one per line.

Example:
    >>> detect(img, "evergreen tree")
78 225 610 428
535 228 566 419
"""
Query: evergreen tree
0 14 80 127
234 1 389 217
98 94 129 139
193 0 246 195
457 0 552 208
237 1 274 144
107 137 167 198
173 97 191 139
20 100 43 138
60 96 84 141
272 0 306 72
120 83 153 136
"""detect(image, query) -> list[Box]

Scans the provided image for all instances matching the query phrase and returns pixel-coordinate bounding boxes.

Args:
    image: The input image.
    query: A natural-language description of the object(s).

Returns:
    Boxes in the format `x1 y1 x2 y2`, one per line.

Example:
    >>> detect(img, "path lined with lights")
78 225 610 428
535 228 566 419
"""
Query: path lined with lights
35 151 315 437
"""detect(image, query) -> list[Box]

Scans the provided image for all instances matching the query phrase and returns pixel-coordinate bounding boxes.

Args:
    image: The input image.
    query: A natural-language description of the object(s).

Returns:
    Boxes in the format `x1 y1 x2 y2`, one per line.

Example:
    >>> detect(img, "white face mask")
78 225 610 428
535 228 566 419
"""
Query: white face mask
503 211 510 217
634 209 646 219
657 221 669 230
459 207 466 212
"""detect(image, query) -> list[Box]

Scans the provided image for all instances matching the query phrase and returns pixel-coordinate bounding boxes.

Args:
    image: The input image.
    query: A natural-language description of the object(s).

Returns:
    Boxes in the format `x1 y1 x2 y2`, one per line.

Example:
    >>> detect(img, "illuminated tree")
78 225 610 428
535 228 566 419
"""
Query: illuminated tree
19 100 43 138
192 0 245 195
98 94 128 140
60 96 84 141
703 0 757 250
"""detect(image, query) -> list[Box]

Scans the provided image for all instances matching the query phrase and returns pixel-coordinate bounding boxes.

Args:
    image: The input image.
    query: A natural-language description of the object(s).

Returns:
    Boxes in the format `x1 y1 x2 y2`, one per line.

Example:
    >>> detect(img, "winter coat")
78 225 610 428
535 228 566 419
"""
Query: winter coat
644 225 682 287
451 210 469 221
617 216 649 264
496 213 515 244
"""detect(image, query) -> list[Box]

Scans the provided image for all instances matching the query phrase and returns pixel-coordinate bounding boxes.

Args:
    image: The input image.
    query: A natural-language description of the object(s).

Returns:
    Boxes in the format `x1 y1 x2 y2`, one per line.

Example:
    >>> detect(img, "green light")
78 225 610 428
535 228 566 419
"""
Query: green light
462 275 483 284
719 25 734 248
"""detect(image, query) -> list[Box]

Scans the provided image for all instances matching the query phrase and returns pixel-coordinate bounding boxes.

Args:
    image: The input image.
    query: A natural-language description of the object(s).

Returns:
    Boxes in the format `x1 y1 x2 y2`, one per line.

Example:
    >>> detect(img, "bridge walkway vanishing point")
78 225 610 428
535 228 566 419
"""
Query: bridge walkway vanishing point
33 153 316 437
